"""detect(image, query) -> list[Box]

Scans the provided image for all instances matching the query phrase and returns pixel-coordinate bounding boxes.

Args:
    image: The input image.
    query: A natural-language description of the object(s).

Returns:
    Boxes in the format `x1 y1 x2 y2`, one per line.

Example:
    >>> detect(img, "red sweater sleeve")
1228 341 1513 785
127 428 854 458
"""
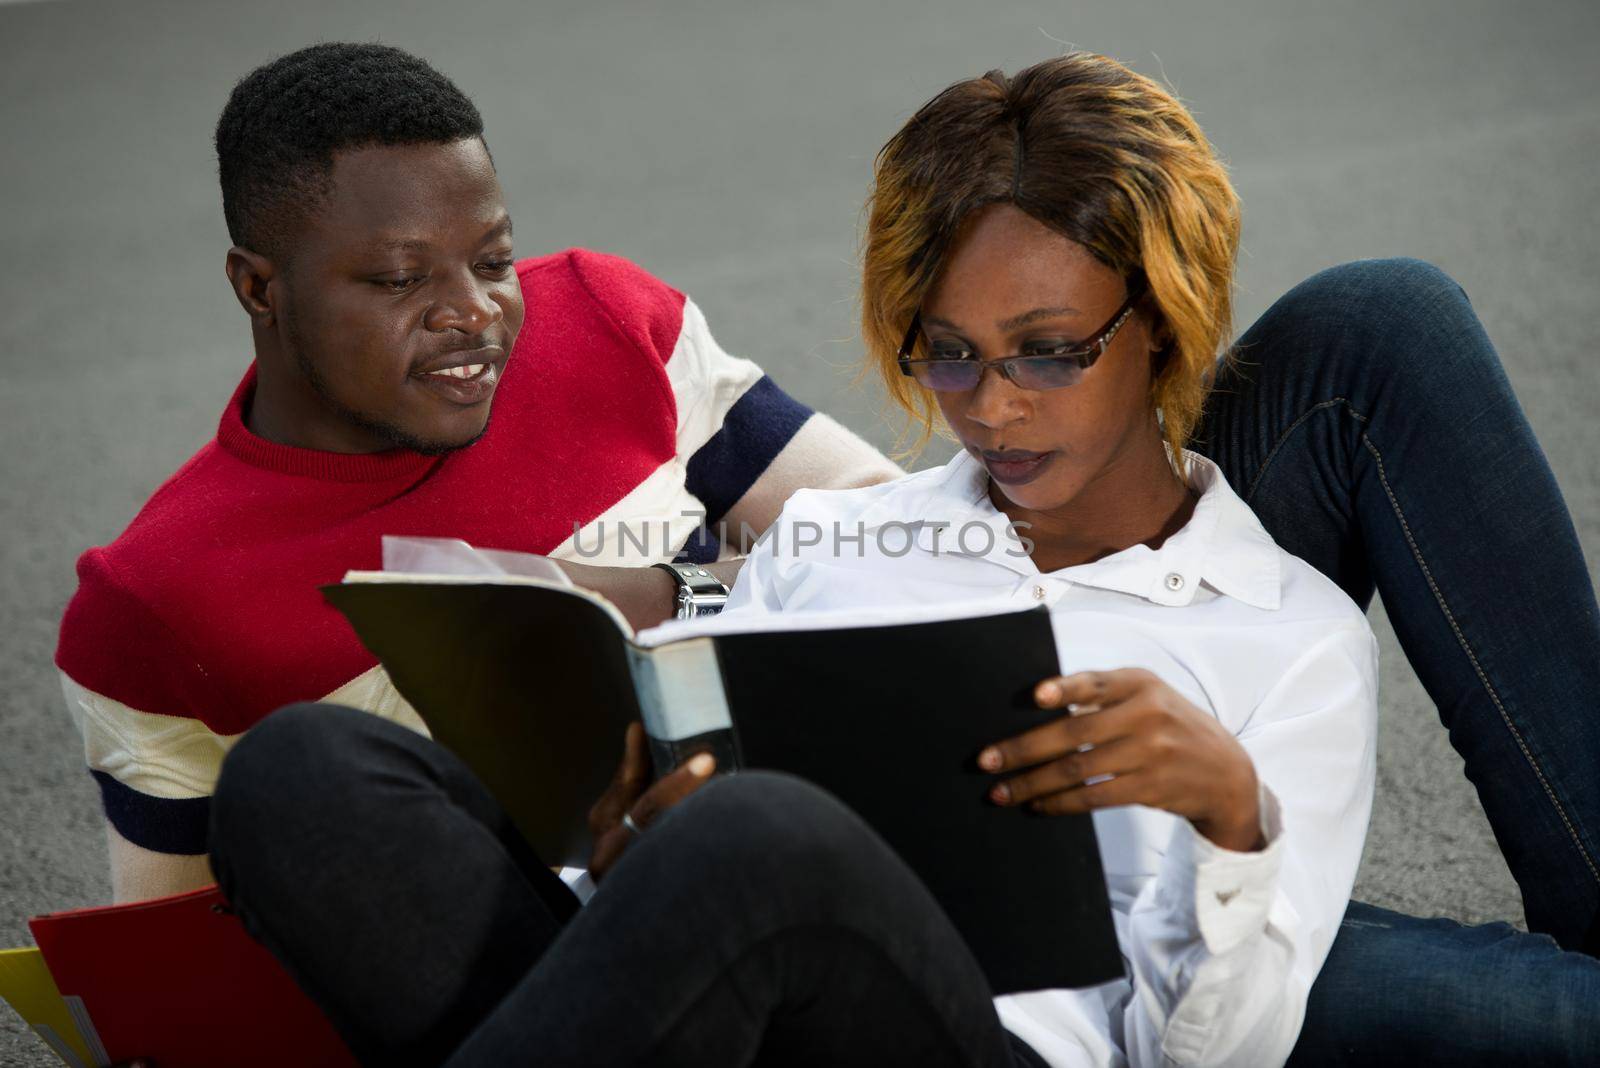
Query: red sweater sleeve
56 548 218 724
57 550 224 854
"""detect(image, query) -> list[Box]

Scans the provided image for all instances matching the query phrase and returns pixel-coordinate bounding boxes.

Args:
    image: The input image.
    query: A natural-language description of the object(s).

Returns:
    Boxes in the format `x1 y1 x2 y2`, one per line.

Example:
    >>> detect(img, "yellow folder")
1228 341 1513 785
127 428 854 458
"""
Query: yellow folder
0 947 99 1067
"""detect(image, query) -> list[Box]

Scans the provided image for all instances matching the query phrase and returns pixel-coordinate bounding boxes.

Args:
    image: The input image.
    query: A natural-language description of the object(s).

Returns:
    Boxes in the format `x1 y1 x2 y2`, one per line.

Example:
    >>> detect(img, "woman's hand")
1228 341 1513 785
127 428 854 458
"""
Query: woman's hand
586 722 716 882
979 668 1265 852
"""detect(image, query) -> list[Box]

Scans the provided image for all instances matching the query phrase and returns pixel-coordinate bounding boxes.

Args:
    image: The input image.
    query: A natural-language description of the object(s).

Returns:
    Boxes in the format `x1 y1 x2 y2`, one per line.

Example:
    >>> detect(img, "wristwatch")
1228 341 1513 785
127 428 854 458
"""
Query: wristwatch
652 561 730 620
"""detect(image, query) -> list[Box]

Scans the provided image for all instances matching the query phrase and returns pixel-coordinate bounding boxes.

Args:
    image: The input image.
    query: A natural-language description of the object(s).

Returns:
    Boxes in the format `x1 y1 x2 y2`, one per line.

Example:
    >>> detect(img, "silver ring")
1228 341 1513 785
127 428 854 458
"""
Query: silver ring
621 811 645 836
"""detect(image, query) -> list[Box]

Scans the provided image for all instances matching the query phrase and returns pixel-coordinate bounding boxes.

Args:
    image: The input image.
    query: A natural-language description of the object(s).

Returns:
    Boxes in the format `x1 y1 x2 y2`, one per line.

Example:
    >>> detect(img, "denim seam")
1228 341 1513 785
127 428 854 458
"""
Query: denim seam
1356 427 1600 889
1249 395 1600 890
1243 398 1349 503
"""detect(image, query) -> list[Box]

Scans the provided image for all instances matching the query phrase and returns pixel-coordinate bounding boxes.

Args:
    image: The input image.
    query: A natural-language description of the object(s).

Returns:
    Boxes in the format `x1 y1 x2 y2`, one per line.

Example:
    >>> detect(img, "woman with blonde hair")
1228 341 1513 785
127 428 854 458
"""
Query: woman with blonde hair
819 52 1600 1062
208 52 1599 1066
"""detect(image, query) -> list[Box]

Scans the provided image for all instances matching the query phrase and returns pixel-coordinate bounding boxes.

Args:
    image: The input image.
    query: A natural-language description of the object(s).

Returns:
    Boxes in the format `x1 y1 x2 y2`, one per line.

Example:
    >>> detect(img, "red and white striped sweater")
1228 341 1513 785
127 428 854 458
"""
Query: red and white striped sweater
55 248 898 874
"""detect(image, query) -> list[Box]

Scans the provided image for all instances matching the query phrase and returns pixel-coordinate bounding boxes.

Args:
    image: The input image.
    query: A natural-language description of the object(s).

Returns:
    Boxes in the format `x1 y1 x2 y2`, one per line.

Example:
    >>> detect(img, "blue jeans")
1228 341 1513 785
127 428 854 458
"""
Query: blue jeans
1195 258 1600 1061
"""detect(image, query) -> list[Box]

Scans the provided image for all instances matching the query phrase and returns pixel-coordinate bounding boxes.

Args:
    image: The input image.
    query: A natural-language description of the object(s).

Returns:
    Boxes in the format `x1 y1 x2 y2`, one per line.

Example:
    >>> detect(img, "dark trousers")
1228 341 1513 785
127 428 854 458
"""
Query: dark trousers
212 259 1600 1065
210 704 1047 1068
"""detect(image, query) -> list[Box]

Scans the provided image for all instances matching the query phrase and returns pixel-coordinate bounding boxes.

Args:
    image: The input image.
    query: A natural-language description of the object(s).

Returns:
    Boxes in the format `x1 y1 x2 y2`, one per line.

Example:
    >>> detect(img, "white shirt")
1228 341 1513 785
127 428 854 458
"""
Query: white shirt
719 445 1379 1068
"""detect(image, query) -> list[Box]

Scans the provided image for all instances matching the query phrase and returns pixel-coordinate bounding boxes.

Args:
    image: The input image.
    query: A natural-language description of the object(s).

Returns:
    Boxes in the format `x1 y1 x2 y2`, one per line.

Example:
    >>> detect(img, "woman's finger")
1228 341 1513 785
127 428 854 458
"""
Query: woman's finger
618 721 650 791
587 723 651 837
990 735 1144 806
587 826 632 882
1028 770 1154 816
979 701 1140 773
1034 668 1157 712
588 751 716 882
626 751 717 830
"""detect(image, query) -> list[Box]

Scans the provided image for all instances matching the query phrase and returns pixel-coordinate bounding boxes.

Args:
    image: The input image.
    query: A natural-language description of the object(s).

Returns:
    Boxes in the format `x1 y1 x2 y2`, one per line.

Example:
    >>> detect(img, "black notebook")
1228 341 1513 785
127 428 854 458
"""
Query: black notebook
323 573 1122 994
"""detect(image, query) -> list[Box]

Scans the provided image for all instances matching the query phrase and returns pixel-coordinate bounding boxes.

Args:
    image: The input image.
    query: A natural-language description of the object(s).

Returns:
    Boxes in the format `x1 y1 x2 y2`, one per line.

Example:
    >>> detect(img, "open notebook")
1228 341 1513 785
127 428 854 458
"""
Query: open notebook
326 570 1123 994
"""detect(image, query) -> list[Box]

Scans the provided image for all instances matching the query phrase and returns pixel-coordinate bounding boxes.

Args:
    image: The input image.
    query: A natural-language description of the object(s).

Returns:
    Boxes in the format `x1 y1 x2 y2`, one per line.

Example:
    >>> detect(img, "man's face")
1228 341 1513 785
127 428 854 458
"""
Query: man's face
276 138 525 454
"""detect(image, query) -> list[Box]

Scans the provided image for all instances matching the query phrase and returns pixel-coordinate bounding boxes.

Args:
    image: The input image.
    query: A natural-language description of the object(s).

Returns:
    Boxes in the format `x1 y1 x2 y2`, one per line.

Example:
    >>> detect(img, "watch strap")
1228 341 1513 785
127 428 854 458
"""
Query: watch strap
652 562 730 619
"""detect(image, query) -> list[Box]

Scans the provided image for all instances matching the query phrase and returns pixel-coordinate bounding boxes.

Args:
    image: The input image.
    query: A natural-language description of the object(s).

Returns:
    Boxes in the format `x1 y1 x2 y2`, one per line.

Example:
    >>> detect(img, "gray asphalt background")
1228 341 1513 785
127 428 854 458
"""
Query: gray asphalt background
3 0 1598 1061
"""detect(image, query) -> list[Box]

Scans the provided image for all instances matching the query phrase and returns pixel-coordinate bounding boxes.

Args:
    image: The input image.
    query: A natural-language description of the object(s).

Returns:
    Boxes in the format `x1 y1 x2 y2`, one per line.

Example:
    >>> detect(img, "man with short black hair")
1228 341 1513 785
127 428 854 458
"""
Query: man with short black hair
55 42 898 903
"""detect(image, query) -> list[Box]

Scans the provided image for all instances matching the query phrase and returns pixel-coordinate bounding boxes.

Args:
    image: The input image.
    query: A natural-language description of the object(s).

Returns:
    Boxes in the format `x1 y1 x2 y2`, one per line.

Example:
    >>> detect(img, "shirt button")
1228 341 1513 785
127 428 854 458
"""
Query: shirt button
1164 573 1185 591
1032 584 1047 601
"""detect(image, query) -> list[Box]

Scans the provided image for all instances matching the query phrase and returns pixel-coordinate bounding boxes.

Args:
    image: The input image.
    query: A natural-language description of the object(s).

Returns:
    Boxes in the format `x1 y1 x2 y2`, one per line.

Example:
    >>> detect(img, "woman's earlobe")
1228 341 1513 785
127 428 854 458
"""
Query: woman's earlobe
1142 313 1174 356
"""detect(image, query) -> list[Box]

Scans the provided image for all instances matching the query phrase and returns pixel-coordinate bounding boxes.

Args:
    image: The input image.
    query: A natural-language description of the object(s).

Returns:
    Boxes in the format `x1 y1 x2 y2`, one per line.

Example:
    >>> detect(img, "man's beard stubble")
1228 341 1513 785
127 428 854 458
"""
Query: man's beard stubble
284 308 490 457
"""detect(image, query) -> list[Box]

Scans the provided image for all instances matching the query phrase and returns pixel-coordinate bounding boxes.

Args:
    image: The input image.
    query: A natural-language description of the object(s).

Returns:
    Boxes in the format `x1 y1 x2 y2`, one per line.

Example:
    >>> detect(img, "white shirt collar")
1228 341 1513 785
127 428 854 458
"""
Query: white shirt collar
873 442 1282 611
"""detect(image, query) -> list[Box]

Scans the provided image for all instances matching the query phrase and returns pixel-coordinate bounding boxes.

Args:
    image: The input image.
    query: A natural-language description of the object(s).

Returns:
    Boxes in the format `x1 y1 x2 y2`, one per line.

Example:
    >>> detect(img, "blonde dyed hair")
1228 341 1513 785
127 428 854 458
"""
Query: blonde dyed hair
862 53 1241 464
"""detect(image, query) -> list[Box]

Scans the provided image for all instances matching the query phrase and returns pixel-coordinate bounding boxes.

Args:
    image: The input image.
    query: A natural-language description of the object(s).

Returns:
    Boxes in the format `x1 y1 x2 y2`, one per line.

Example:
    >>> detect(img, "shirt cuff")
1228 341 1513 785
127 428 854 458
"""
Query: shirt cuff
1159 781 1285 955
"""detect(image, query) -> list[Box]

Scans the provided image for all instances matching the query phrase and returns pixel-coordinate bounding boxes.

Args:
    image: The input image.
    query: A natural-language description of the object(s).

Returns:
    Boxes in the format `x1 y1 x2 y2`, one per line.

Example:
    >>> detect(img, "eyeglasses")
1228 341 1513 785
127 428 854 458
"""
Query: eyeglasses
896 280 1147 392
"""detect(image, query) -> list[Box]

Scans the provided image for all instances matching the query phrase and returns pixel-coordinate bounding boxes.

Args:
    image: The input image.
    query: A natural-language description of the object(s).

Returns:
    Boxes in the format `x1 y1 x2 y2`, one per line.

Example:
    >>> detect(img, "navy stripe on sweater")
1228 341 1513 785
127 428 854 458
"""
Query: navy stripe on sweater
683 375 812 525
92 769 211 856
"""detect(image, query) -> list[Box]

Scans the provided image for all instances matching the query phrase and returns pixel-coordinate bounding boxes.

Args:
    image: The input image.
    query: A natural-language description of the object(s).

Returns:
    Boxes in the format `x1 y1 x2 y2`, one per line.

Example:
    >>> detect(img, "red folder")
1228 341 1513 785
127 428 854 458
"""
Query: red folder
28 884 357 1067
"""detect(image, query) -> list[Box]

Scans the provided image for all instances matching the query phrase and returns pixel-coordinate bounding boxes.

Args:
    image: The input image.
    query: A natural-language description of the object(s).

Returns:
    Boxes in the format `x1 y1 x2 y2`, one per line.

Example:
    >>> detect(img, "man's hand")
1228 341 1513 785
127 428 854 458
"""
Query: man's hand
586 722 716 881
978 669 1264 852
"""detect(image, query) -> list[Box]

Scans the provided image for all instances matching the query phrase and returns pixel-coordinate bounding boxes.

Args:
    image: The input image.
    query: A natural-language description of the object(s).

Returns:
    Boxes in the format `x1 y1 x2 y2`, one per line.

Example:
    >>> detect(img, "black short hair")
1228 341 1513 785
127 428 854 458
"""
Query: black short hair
215 42 485 257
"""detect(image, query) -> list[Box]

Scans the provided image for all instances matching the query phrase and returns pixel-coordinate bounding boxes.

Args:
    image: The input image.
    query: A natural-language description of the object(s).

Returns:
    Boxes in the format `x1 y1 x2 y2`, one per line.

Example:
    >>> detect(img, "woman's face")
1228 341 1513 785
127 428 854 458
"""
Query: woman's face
921 204 1164 515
